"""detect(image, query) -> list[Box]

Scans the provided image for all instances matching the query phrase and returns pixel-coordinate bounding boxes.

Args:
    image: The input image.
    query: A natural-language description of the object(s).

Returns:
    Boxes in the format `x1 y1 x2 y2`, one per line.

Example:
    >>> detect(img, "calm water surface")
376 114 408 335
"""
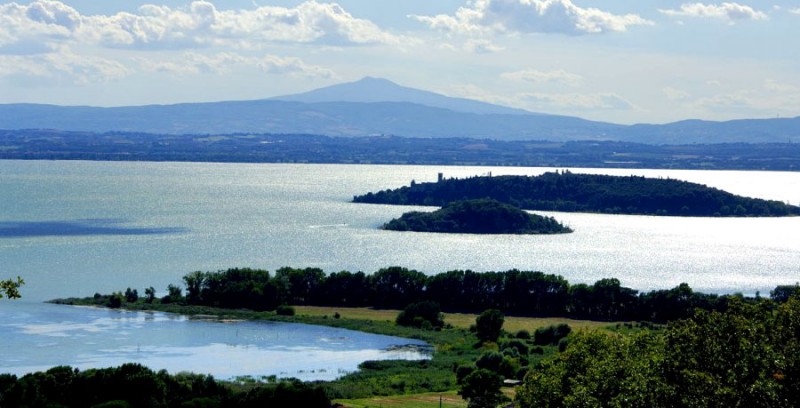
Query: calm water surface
1 160 799 377
0 302 429 380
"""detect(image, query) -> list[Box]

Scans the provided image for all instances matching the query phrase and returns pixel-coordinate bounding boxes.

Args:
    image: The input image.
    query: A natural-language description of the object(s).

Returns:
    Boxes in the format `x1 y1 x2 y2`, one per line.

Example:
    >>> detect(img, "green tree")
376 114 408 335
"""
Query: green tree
0 276 24 299
458 368 504 408
517 330 670 408
144 287 156 303
475 309 504 343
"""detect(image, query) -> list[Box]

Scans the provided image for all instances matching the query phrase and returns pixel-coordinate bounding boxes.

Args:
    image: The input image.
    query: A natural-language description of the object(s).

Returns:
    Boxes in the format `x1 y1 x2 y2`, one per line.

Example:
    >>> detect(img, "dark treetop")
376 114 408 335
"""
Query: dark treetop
382 198 572 234
354 171 800 217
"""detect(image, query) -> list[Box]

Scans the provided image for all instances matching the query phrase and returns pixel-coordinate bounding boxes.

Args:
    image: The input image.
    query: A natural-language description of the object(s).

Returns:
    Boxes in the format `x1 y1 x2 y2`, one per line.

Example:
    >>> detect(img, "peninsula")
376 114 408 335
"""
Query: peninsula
354 171 800 217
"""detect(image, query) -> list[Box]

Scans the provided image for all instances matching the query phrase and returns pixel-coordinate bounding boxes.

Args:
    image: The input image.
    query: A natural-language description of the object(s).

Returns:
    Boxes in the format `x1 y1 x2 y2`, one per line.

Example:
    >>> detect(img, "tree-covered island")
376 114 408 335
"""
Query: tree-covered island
354 171 800 217
382 198 572 234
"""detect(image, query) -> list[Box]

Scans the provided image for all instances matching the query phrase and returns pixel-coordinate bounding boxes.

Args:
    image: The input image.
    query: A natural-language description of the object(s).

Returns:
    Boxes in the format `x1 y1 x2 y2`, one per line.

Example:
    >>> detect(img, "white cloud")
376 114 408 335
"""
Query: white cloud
790 8 800 15
0 47 132 85
139 52 335 79
520 92 634 110
0 0 81 52
0 1 407 54
659 3 768 22
764 79 800 93
257 54 335 78
662 87 691 101
410 0 653 36
502 68 583 86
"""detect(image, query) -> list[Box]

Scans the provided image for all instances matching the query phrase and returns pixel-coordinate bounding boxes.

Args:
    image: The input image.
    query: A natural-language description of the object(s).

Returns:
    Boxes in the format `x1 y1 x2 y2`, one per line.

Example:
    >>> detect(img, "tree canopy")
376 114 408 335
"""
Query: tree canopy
517 296 800 407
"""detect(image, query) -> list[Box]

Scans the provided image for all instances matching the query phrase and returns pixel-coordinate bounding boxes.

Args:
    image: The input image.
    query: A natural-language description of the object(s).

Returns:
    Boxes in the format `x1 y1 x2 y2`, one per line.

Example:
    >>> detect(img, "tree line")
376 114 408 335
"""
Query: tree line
353 171 800 217
117 266 798 323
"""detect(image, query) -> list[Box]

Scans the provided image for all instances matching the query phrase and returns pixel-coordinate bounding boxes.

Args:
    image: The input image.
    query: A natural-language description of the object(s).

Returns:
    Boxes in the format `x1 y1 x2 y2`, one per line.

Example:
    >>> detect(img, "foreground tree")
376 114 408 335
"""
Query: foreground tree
0 276 23 300
517 297 800 407
459 368 505 408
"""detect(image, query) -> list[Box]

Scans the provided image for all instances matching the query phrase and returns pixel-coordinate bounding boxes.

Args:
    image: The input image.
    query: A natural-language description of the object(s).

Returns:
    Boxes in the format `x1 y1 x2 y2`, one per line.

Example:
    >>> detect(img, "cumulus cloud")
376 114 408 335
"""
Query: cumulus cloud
0 0 81 52
0 0 405 54
659 3 768 22
502 68 583 86
410 0 653 36
790 8 800 15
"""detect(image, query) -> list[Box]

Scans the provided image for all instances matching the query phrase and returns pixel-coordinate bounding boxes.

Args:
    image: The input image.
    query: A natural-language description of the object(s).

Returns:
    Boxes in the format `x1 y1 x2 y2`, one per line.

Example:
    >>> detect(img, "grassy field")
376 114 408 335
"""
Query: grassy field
334 387 517 408
335 391 468 408
294 305 615 333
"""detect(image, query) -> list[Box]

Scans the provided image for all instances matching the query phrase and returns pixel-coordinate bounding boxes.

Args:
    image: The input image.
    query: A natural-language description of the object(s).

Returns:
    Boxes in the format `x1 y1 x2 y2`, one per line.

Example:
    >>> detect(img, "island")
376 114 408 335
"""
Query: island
382 198 572 234
354 171 800 217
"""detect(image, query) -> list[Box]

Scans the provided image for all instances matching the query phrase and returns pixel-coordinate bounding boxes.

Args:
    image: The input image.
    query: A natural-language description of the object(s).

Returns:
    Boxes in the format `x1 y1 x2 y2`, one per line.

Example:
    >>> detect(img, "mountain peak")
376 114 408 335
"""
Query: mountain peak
271 77 531 115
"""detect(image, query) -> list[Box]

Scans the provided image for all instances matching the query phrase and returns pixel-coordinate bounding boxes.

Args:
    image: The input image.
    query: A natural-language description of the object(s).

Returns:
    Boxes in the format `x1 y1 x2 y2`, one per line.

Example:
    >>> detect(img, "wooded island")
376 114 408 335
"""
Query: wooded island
354 171 800 217
382 199 572 234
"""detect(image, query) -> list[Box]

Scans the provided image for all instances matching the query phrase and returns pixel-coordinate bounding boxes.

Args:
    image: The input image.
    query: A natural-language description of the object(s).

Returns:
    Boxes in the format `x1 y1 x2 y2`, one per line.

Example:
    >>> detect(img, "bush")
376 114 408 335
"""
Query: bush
534 323 571 346
396 301 444 329
276 305 295 316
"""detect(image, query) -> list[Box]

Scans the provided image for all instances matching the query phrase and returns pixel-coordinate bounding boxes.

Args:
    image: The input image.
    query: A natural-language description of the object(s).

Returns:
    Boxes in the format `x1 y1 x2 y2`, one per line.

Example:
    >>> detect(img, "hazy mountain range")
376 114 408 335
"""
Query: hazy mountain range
1 77 798 144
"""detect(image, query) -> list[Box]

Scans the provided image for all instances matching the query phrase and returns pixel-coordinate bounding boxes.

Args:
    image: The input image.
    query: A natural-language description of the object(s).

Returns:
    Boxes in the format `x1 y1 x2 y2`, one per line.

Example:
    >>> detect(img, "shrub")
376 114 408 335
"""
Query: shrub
276 305 295 316
396 301 444 329
534 323 572 346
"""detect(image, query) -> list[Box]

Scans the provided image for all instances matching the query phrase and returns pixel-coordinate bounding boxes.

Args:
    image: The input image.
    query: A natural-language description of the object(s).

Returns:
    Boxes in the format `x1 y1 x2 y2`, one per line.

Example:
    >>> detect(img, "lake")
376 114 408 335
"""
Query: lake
1 160 799 377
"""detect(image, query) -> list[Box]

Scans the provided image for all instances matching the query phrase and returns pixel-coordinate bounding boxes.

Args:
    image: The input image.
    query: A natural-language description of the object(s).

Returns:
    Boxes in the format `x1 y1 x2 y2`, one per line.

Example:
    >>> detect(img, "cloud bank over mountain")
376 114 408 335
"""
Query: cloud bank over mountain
0 1 797 125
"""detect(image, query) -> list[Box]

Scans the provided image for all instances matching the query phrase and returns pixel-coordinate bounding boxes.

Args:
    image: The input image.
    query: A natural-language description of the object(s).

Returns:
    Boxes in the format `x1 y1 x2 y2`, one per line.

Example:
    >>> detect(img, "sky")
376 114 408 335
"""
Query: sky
0 0 798 124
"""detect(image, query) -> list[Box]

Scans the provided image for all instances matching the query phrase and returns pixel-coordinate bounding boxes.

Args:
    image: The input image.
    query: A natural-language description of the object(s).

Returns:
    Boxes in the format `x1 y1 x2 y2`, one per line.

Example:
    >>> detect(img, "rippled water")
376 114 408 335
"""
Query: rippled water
1 160 799 378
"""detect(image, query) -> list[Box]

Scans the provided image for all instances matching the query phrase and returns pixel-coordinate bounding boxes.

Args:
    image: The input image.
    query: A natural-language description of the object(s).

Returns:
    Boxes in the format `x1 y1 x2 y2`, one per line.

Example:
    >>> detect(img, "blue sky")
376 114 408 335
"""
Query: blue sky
0 0 797 124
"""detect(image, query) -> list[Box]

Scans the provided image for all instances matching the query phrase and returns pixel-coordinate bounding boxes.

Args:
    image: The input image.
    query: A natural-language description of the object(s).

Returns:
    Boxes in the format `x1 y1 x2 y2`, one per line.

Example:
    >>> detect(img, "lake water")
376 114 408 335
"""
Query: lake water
0 302 429 381
1 160 799 378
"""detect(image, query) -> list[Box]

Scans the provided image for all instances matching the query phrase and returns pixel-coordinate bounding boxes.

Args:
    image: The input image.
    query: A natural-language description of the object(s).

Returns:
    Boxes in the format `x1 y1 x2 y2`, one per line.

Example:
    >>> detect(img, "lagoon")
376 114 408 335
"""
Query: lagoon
0 302 429 381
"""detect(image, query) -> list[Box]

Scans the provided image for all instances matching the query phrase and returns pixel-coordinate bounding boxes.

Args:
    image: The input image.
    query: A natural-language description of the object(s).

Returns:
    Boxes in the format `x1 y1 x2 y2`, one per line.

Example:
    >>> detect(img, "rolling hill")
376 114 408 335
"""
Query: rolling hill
0 77 797 144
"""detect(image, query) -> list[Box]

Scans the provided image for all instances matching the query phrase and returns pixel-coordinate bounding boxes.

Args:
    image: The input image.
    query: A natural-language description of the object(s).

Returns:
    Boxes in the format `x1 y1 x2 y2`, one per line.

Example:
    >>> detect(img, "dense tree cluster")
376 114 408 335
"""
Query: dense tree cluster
90 266 796 324
517 296 800 407
0 363 329 408
382 198 572 234
354 171 800 217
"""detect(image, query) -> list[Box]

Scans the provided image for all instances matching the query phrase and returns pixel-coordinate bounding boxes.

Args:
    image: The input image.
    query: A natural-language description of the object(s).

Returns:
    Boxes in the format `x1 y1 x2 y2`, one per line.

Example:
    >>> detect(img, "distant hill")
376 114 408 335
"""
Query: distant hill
271 76 532 115
0 77 797 144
